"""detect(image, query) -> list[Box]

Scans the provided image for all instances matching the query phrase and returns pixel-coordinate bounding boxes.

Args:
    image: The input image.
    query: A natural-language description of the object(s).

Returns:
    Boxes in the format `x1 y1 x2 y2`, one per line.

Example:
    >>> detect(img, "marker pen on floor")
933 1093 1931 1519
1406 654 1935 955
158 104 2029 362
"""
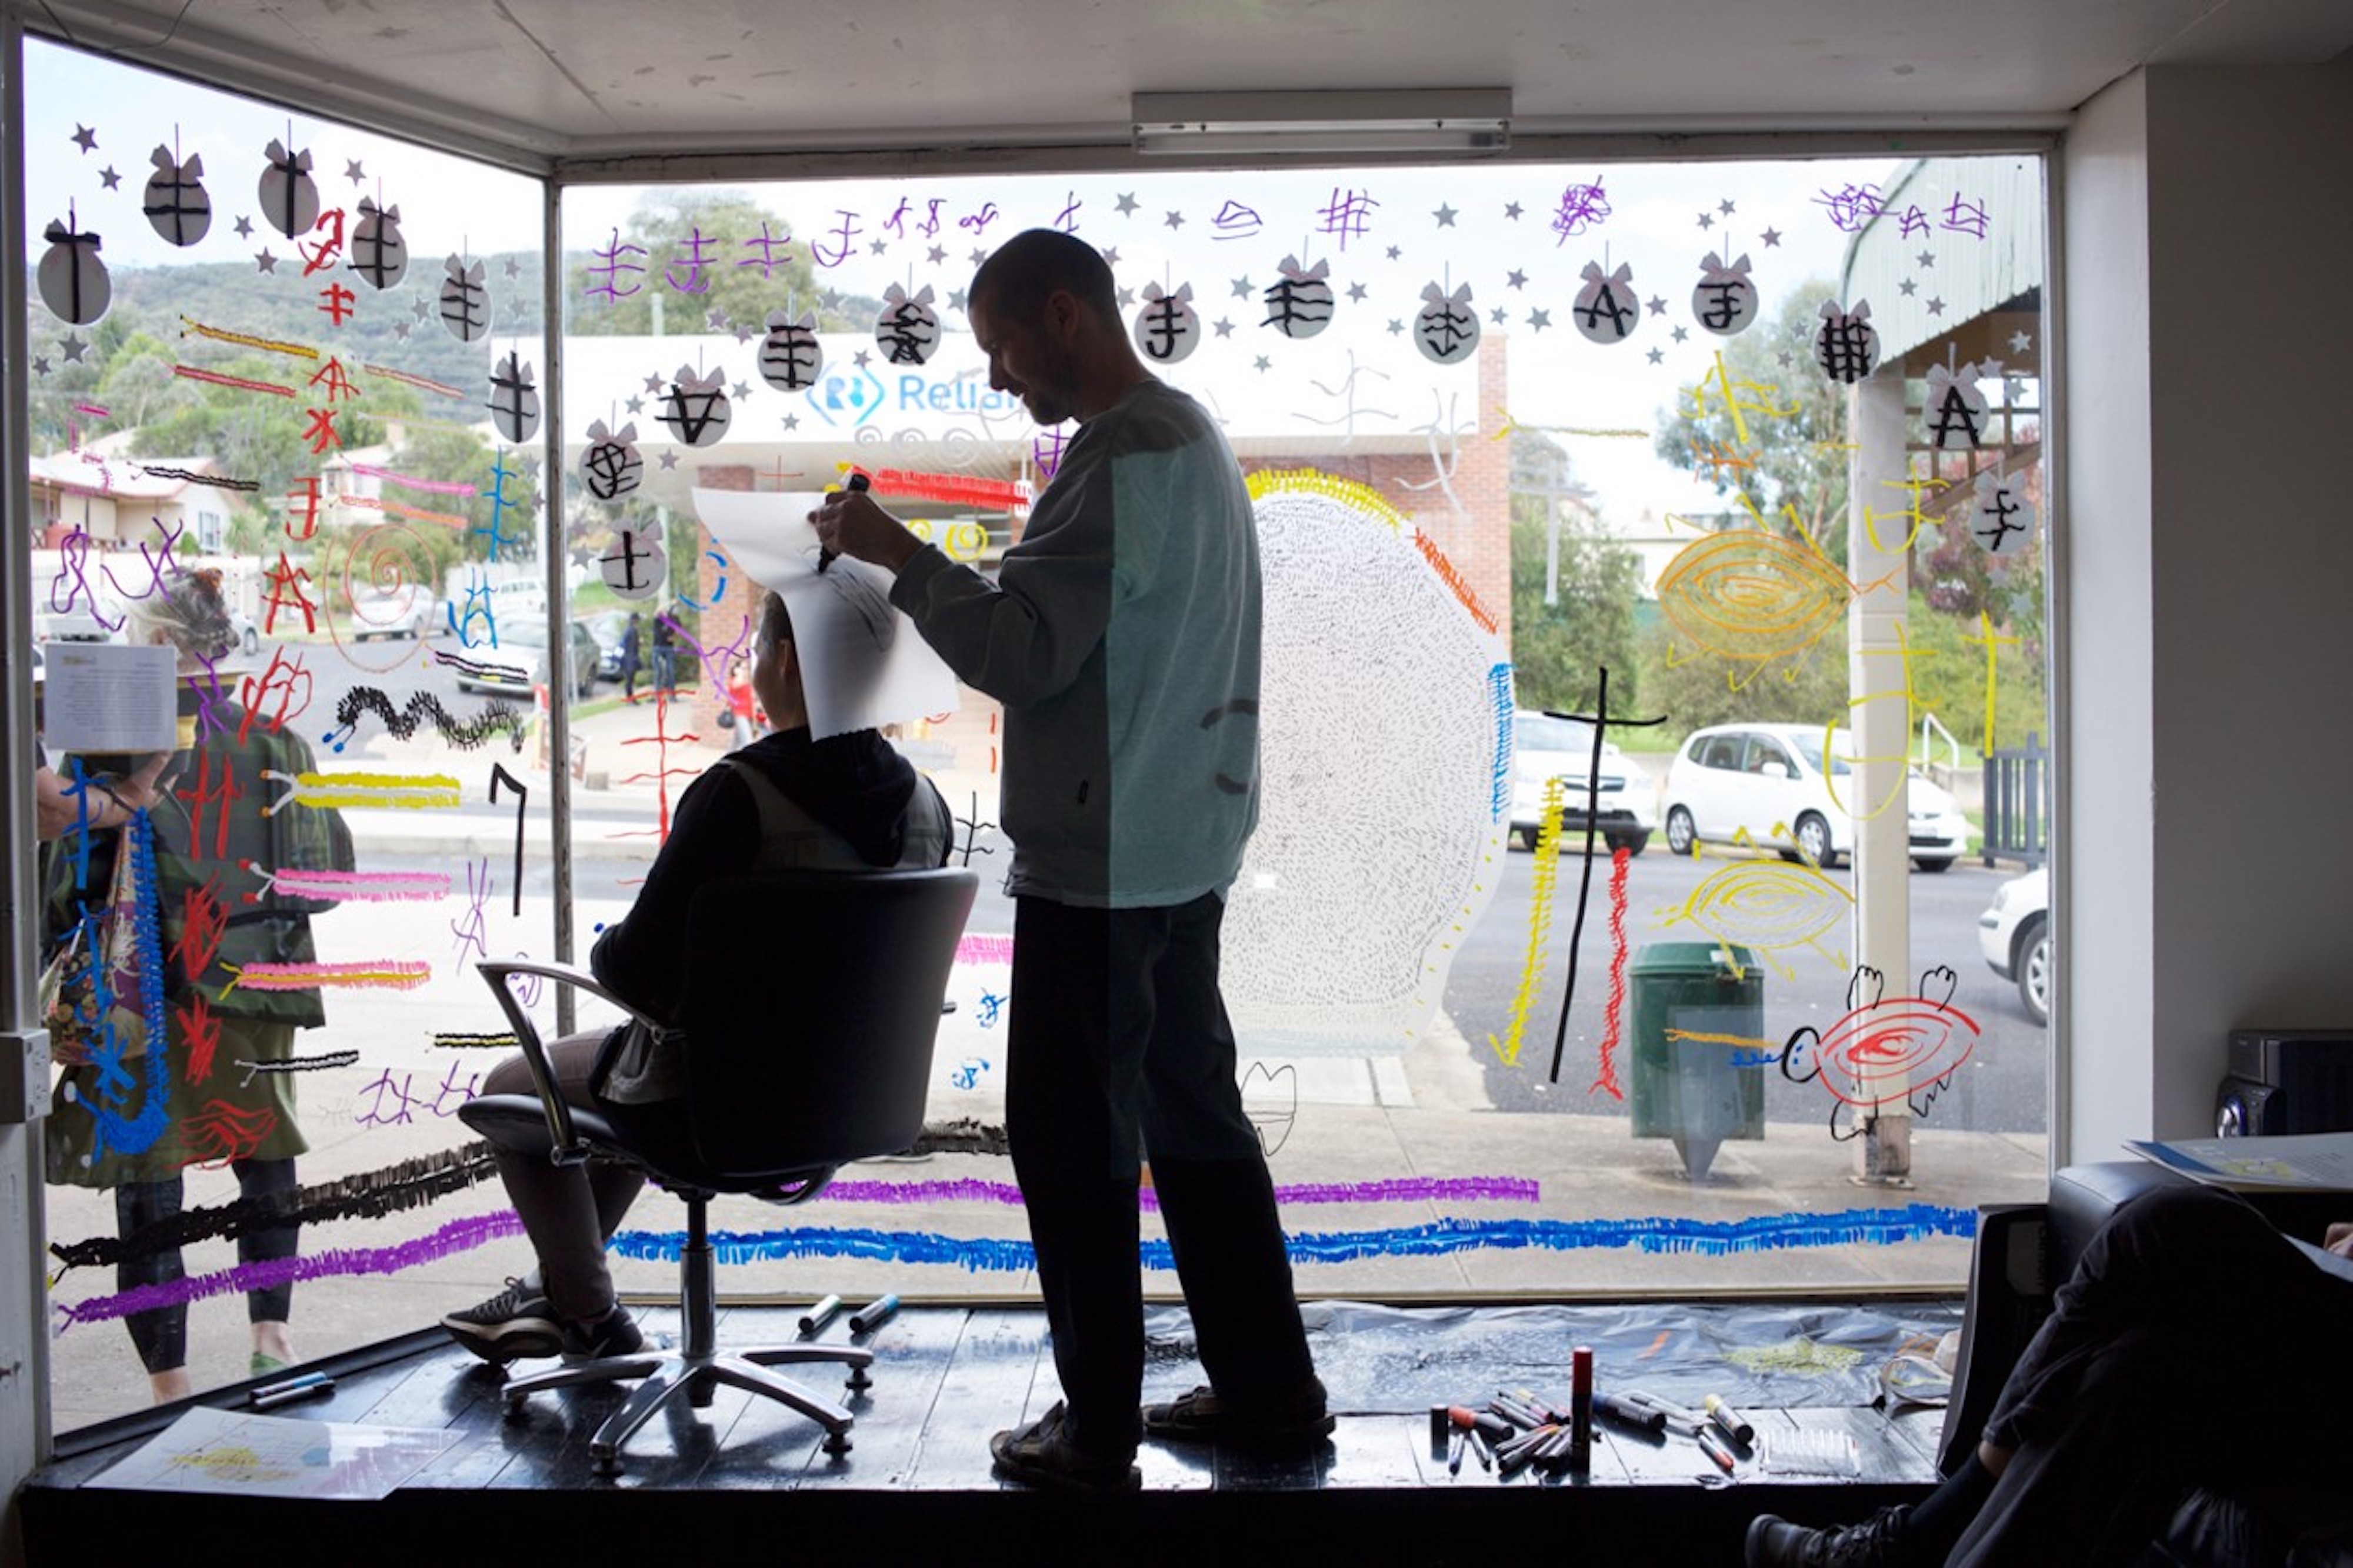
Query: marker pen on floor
798 1294 845 1335
1705 1394 1755 1447
250 1372 334 1412
1567 1347 1594 1473
1697 1426 1738 1474
849 1293 900 1334
1595 1392 1668 1434
1447 1427 1468 1476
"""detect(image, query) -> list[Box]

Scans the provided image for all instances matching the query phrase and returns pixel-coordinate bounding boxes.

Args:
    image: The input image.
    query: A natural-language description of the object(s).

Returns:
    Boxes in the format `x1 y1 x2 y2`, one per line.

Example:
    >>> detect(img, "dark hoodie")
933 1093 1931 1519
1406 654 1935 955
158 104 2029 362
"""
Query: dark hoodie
589 726 951 1025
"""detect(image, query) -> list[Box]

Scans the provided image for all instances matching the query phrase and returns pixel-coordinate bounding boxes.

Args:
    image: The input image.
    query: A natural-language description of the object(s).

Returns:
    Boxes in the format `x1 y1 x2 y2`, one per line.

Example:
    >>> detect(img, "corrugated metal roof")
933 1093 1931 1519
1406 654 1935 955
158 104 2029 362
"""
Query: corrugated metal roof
1837 156 2046 368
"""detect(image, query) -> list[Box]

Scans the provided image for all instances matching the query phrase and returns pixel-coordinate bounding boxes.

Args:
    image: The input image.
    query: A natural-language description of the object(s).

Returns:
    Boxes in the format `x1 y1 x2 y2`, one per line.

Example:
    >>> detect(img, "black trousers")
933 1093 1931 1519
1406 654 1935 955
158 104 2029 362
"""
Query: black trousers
1007 892 1318 1458
116 1158 300 1375
1955 1183 2353 1566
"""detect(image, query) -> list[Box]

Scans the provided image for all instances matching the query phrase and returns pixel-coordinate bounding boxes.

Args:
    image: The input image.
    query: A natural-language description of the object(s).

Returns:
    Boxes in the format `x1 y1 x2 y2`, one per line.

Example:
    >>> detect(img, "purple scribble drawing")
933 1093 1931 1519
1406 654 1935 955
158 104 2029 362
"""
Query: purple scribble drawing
786 1175 1542 1208
737 220 794 278
1941 193 1991 239
811 209 864 269
1052 192 1082 233
958 202 1000 238
664 225 716 294
1815 182 1887 233
55 1212 527 1329
449 858 493 966
585 228 647 302
352 1068 421 1128
1210 199 1263 241
1551 178 1612 243
1317 186 1379 251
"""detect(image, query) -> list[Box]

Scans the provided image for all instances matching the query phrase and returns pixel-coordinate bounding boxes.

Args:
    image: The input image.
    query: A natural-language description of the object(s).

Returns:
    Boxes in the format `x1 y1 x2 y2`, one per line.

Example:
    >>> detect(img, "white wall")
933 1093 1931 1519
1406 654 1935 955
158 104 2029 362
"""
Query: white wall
2061 60 2353 1161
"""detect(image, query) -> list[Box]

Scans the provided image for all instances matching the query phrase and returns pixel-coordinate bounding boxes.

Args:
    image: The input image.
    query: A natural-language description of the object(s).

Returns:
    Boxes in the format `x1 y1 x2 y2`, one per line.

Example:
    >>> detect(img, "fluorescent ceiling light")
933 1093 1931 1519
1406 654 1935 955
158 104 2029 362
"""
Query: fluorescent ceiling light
1132 89 1511 156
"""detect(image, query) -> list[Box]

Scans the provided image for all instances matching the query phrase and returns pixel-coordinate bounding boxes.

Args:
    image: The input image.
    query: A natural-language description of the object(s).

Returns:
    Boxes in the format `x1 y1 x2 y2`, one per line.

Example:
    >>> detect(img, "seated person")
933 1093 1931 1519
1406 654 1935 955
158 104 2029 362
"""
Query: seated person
442 589 952 1363
1747 1183 2353 1567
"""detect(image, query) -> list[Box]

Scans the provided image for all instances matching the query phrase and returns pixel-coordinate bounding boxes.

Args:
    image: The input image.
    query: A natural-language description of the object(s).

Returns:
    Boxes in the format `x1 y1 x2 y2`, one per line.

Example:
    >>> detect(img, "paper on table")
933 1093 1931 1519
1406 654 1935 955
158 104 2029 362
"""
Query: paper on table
692 486 959 741
2127 1131 2353 1190
43 642 179 754
87 1404 468 1499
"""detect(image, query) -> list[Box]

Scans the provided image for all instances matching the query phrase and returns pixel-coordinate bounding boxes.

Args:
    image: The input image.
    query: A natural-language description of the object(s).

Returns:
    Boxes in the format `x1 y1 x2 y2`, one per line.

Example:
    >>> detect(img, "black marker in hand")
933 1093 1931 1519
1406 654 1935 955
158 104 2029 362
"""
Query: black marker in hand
816 471 870 574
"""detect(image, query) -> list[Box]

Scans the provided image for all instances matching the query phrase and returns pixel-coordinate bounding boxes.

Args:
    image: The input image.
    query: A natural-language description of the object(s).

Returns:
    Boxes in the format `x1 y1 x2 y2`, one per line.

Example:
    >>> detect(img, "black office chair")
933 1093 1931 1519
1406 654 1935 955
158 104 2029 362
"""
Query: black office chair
460 867 977 1474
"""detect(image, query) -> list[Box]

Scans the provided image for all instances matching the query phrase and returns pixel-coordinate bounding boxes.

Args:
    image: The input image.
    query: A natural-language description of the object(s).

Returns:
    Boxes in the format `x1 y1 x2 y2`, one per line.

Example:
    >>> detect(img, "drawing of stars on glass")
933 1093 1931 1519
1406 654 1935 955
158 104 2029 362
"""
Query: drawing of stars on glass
349 197 408 290
759 309 825 392
142 144 211 246
874 282 941 365
1572 259 1638 345
1131 281 1200 365
1262 254 1334 340
439 253 489 342
1692 251 1758 336
657 367 733 448
581 419 644 501
487 352 540 444
1814 299 1880 384
1414 278 1478 366
37 208 110 326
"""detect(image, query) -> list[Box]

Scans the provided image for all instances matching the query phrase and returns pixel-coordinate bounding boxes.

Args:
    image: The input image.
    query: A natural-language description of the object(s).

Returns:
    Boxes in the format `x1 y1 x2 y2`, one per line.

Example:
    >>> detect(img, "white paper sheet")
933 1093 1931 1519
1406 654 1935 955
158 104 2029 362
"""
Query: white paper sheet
87 1405 468 1500
42 642 179 753
692 486 960 740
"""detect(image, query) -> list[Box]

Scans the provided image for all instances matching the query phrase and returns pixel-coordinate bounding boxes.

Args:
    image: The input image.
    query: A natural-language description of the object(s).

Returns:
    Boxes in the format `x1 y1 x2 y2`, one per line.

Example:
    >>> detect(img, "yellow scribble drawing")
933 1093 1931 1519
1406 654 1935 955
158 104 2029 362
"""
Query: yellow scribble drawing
1655 529 1855 685
1245 467 1405 532
260 768 461 815
1862 475 1954 555
1658 855 1853 980
1681 351 1801 445
1488 776 1565 1067
1964 610 2018 754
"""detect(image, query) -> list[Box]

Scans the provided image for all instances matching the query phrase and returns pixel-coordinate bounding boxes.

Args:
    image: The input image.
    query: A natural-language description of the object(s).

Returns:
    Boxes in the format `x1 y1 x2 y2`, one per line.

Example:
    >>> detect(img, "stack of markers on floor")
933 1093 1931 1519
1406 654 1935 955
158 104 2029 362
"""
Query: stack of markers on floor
1431 1347 1757 1479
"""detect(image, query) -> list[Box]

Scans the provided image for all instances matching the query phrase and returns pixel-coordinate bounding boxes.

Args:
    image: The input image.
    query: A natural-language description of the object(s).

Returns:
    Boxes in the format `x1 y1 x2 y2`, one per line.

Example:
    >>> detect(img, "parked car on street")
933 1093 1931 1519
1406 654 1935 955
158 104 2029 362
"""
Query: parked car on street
1508 709 1655 855
1978 866 2050 1025
582 610 629 682
1661 721 1973 871
453 618 601 701
346 582 434 640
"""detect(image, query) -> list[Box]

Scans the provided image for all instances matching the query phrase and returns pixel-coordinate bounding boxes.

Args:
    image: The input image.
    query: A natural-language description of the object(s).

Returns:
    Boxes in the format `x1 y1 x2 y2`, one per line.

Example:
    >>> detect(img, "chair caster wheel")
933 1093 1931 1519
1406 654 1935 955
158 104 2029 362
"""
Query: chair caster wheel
823 1429 854 1457
846 1365 874 1392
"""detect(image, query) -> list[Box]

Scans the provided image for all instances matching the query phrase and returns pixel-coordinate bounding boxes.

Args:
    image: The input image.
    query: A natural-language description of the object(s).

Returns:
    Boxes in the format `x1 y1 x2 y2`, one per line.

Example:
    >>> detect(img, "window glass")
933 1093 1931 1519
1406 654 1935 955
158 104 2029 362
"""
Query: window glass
23 36 2052 1425
26 41 556 1427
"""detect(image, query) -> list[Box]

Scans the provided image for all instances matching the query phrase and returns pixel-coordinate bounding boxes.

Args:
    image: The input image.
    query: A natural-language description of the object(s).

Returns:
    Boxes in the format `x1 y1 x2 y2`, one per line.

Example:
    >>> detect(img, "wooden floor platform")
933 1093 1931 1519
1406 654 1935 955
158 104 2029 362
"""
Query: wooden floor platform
25 1302 1952 1566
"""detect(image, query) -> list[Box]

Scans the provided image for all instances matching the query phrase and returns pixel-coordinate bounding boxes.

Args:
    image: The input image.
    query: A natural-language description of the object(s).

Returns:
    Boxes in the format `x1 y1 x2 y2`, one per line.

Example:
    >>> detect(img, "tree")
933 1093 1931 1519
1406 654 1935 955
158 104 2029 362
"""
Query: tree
1508 433 1643 717
1654 278 1851 566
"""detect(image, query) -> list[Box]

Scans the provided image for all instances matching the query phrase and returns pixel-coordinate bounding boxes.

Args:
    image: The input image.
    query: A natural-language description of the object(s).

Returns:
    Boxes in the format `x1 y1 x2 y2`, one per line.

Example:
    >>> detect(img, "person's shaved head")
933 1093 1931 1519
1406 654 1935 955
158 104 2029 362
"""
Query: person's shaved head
969 229 1119 327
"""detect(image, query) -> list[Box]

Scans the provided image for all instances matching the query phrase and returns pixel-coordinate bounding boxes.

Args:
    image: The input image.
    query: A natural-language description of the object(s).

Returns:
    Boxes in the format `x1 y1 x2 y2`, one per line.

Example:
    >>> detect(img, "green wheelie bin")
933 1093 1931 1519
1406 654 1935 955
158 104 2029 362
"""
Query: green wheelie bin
1628 941 1766 1179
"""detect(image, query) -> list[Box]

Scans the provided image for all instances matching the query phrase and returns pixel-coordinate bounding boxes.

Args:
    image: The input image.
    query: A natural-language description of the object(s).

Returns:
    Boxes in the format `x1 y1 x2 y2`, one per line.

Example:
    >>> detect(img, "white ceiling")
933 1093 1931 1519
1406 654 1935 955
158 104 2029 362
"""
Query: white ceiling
23 0 2353 166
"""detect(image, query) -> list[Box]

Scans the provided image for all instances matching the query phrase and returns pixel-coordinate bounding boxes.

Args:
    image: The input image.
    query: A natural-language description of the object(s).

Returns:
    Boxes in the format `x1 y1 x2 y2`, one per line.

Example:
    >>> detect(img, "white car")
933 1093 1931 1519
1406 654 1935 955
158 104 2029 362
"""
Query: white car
453 618 600 701
1660 722 1973 872
1978 866 2050 1025
347 582 434 640
1508 710 1657 856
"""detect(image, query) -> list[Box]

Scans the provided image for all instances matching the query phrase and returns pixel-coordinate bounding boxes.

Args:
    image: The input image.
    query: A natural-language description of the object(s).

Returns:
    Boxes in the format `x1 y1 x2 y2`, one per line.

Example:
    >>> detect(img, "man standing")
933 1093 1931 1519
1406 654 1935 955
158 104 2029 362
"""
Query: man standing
814 229 1326 1492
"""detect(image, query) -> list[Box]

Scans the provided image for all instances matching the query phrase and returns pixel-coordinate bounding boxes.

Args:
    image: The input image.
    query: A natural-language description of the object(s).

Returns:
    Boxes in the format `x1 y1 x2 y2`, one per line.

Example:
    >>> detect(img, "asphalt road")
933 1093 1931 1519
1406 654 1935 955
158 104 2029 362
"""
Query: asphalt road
1449 840 2048 1135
